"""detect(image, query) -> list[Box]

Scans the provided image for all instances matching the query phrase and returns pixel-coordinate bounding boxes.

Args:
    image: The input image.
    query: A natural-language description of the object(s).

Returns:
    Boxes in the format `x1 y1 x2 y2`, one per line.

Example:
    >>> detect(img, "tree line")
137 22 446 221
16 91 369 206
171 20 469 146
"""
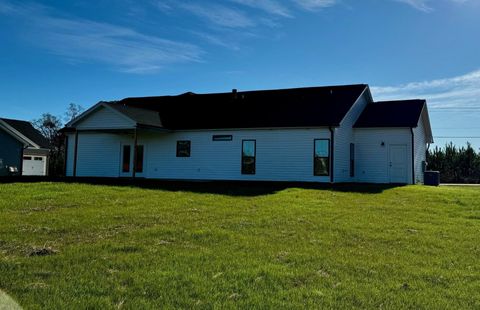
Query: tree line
427 143 480 184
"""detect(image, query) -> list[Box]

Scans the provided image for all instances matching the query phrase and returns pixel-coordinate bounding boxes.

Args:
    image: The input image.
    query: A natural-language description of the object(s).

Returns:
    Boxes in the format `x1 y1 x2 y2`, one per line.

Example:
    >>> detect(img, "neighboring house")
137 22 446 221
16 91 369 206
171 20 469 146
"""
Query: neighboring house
63 84 433 184
0 118 50 176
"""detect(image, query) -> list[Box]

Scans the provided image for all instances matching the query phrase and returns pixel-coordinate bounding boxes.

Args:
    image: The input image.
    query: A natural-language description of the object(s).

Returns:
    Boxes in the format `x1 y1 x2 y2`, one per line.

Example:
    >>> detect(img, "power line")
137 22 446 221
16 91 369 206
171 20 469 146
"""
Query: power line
434 136 480 139
431 107 480 109
434 127 480 129
430 110 480 112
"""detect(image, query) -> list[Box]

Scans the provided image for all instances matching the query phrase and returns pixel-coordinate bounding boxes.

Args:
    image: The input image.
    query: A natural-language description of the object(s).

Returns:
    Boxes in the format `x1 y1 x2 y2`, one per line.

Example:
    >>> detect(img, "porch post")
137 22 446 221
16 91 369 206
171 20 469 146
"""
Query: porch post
73 131 79 177
132 127 138 178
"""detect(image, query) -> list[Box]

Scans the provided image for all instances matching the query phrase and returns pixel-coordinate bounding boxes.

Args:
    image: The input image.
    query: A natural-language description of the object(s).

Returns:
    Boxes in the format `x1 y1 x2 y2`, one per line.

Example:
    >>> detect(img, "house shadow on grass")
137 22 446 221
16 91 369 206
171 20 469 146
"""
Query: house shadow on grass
0 176 404 197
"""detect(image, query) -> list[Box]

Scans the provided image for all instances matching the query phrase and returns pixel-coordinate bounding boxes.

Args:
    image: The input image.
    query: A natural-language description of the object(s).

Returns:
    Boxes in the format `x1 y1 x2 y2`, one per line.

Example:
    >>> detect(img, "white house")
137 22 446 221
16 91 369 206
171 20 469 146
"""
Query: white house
63 84 433 184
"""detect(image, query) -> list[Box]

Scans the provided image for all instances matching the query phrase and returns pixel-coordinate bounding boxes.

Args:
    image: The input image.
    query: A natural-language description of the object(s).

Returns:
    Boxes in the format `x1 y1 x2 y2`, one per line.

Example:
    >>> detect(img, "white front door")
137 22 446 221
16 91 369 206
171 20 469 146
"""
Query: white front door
389 145 408 184
22 156 47 176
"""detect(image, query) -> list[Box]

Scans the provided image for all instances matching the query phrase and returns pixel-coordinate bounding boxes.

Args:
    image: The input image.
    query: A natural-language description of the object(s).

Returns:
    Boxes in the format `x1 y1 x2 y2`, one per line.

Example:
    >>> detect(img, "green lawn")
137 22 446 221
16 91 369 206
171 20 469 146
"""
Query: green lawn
0 182 479 309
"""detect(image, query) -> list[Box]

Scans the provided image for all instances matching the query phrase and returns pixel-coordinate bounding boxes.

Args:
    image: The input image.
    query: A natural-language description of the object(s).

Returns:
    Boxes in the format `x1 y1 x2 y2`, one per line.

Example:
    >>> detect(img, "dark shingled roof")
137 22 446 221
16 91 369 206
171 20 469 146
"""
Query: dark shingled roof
116 84 368 130
353 100 426 128
0 118 49 148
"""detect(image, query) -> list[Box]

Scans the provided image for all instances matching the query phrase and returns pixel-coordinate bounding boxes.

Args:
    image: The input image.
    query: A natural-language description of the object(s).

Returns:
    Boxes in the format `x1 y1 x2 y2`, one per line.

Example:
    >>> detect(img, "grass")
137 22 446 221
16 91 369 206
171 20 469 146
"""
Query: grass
0 182 479 309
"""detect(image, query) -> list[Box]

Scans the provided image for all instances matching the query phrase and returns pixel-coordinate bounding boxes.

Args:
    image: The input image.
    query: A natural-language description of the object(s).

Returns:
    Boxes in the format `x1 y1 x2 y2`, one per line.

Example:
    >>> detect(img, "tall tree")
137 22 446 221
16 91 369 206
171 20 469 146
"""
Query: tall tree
32 104 83 176
64 103 84 123
32 113 63 148
32 114 64 176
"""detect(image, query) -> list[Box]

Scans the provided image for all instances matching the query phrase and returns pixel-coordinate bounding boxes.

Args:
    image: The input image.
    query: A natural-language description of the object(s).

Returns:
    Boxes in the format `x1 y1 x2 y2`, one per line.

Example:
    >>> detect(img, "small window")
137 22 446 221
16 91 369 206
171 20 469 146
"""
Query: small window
242 140 256 175
34 157 43 161
122 145 131 172
350 143 355 177
135 145 144 173
314 139 330 176
176 141 191 157
213 135 233 141
23 156 32 160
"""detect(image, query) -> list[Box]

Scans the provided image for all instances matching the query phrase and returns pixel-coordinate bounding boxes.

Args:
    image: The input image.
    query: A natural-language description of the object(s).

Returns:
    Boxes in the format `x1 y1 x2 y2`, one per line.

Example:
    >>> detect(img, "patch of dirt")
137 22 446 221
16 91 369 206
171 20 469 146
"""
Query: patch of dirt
317 269 330 278
28 246 58 257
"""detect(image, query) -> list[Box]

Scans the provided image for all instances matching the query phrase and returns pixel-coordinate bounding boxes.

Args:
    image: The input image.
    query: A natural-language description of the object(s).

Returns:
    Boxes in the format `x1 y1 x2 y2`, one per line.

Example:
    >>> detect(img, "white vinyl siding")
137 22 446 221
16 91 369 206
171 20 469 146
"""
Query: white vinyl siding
354 128 413 184
74 133 126 177
75 106 134 130
413 115 427 184
334 92 370 182
66 128 331 182
144 128 331 182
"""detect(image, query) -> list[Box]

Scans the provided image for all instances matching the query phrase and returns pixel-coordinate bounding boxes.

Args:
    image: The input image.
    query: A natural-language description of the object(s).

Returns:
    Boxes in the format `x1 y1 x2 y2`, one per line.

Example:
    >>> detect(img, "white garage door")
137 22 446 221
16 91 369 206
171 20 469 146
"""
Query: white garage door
23 156 46 176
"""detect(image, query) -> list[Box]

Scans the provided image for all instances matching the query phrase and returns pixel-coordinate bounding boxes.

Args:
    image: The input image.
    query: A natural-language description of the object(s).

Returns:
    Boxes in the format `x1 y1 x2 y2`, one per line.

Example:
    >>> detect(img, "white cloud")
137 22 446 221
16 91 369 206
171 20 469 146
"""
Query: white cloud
0 1 203 73
394 0 471 12
395 0 433 12
154 1 173 13
230 0 292 17
372 69 480 109
190 31 241 50
292 0 338 11
178 3 256 28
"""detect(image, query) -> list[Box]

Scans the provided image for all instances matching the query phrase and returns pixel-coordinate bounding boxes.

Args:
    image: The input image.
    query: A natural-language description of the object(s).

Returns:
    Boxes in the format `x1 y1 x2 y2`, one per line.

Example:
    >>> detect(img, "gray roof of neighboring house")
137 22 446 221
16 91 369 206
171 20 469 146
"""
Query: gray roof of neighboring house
0 118 49 148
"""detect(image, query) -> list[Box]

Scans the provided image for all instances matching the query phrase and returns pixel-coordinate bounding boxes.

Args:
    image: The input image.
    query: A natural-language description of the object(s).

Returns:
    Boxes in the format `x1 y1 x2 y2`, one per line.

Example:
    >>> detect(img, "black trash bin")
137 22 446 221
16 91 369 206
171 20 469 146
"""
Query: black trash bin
424 171 440 186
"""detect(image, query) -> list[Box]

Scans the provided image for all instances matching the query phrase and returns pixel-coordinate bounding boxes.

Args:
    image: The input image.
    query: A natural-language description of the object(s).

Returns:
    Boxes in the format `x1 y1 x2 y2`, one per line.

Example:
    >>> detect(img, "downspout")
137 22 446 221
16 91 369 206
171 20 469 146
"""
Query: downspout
73 130 79 177
410 127 415 185
329 126 334 183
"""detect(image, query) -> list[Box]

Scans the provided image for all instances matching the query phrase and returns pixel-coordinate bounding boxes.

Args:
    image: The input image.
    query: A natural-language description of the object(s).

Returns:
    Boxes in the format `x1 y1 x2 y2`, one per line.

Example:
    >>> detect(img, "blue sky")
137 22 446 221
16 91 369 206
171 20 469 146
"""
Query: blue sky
0 0 479 149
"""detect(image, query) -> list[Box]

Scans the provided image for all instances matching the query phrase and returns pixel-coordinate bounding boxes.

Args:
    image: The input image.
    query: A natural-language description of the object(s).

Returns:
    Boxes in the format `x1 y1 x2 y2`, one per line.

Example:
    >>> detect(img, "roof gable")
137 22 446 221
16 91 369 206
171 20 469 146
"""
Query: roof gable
353 100 426 128
70 103 136 130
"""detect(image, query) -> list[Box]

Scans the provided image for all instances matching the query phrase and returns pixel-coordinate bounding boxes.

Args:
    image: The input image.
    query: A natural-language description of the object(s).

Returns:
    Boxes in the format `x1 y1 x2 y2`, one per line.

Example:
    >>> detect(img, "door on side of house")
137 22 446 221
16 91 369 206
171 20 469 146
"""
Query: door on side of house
119 143 145 177
389 144 408 184
22 156 46 176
